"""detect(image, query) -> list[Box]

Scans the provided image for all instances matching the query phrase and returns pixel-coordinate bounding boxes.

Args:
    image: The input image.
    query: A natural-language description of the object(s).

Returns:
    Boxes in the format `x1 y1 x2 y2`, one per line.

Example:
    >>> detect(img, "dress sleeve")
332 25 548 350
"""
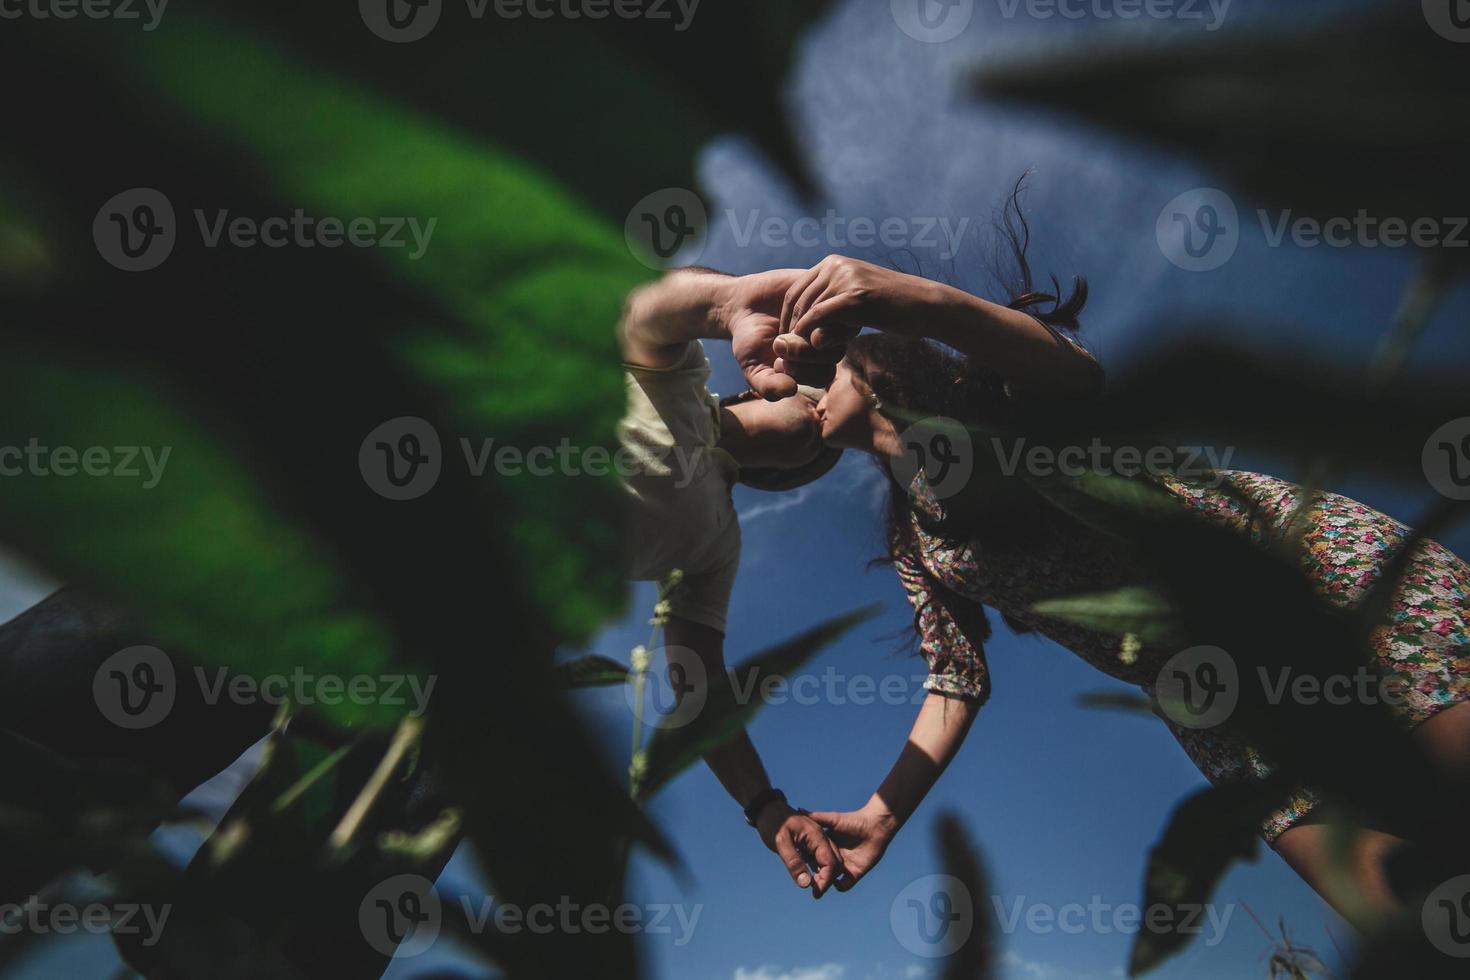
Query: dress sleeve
893 545 992 704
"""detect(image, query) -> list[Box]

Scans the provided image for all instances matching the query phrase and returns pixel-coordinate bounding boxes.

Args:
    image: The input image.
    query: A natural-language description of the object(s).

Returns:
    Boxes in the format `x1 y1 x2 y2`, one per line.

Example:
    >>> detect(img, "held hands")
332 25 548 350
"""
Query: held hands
805 801 899 894
755 801 846 899
723 268 810 401
772 256 930 371
729 257 934 394
755 798 899 898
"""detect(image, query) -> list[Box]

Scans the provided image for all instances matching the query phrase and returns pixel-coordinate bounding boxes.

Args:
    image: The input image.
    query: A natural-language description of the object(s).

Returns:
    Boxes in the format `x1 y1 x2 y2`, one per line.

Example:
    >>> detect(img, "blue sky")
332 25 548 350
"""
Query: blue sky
10 0 1470 977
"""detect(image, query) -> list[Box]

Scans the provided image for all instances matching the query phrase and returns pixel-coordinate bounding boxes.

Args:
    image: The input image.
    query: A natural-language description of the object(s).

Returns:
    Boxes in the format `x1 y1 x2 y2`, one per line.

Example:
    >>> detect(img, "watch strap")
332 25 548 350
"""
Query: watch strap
743 787 787 827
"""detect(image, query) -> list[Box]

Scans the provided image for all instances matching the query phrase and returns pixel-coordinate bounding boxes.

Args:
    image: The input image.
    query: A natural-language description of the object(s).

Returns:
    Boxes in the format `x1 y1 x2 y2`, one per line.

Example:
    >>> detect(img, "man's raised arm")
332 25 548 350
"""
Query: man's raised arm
618 268 810 399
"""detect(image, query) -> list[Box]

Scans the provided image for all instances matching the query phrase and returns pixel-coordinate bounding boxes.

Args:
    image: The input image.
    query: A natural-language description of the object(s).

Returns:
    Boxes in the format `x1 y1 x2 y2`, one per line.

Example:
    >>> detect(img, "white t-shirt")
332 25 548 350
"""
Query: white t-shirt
619 341 741 633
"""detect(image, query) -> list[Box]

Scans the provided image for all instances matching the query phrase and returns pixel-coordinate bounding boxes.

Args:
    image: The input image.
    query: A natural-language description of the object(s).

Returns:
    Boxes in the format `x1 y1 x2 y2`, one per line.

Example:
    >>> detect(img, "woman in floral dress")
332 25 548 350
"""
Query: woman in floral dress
766 253 1470 925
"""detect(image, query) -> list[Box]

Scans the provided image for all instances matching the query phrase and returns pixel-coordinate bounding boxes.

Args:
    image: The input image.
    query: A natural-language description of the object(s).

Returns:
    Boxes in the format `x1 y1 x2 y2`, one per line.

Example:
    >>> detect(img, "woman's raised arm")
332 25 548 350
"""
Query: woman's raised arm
807 691 980 892
776 255 1102 398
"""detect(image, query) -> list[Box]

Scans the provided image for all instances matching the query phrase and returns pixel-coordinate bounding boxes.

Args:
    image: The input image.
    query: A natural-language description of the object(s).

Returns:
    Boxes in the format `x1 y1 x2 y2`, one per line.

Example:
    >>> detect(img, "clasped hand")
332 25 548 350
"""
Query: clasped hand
753 798 898 899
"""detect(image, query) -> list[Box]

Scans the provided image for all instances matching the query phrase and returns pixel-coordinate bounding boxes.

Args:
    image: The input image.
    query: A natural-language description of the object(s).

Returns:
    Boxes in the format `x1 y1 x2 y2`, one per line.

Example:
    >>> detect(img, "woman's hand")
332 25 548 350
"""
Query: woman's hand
755 802 847 898
722 268 829 399
778 256 935 350
804 801 900 893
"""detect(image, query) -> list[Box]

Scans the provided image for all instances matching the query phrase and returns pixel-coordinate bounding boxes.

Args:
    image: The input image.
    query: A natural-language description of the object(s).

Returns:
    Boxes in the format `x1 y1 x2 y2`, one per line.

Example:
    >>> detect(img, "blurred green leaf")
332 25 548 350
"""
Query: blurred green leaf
936 812 995 980
1128 781 1281 976
0 350 406 730
1033 586 1183 646
1078 691 1157 716
0 730 178 904
554 655 633 690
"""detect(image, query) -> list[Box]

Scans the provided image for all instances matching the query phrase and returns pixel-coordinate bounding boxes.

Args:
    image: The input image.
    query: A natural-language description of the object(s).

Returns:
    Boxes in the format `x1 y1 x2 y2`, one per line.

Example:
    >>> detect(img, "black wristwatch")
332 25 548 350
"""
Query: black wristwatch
743 787 788 827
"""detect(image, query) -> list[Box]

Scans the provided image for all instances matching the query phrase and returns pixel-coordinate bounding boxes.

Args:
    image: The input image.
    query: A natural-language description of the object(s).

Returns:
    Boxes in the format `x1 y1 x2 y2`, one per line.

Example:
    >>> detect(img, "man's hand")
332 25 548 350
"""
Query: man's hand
730 308 799 400
725 269 845 397
804 802 899 893
755 802 845 899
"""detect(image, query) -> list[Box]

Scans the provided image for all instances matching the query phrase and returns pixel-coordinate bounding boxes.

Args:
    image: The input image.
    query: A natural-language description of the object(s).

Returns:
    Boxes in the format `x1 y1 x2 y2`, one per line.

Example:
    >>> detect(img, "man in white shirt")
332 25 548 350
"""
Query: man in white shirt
618 266 846 898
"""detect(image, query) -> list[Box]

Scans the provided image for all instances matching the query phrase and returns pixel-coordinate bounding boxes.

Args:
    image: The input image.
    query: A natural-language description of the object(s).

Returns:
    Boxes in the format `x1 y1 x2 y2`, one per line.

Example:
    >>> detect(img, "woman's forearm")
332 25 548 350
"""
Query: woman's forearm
865 692 980 829
900 277 1101 396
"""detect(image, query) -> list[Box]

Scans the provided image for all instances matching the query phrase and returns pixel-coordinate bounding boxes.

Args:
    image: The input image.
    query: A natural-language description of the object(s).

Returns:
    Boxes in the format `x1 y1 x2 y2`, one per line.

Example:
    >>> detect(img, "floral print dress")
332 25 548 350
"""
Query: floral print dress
898 469 1470 843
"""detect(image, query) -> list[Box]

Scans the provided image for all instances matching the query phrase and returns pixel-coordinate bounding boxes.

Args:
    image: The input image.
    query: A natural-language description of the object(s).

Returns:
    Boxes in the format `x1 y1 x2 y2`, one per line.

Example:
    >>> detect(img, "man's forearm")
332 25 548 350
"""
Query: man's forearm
619 269 735 365
702 730 775 810
662 616 776 814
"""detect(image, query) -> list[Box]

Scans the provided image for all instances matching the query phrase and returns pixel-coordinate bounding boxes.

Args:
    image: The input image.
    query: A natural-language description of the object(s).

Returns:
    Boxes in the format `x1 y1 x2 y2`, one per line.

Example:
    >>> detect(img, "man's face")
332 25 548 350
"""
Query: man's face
722 393 825 470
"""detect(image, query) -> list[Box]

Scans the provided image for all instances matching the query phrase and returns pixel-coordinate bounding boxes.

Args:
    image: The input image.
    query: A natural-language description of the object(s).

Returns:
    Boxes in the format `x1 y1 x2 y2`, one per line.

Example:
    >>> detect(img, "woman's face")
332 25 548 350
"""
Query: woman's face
816 358 877 451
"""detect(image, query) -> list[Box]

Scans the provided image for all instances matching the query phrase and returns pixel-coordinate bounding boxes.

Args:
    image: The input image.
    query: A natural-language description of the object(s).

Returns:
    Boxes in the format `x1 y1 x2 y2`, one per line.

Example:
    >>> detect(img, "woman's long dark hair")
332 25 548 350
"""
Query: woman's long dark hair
850 176 1093 644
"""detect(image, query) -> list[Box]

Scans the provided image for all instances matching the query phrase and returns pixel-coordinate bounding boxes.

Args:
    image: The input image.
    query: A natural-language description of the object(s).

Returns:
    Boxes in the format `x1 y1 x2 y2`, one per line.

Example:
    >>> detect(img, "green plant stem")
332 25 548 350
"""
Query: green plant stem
328 714 424 853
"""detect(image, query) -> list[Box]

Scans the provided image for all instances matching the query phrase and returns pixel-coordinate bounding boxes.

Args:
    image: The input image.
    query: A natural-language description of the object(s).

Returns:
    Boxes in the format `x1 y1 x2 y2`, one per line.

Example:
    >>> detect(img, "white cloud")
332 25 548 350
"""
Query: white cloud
1002 950 1060 980
738 481 822 524
734 965 846 980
